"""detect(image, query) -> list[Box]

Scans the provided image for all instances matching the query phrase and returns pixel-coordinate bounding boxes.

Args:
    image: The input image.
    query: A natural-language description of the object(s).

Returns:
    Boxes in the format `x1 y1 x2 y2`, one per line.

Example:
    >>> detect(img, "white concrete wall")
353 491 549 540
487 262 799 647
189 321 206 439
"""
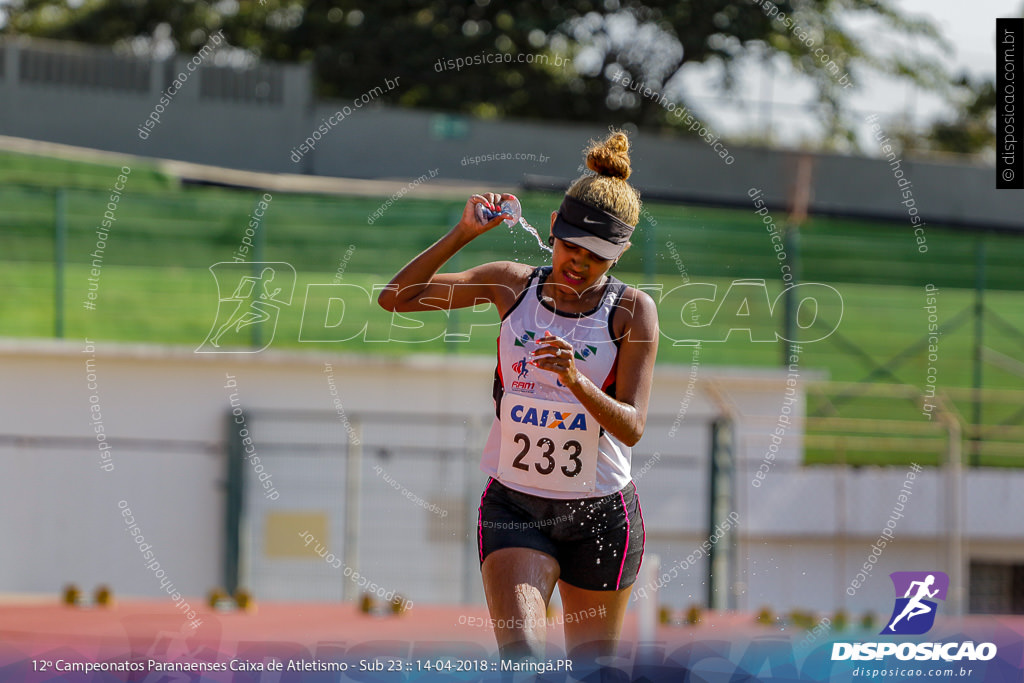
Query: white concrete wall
2 339 1023 616
1 37 1021 231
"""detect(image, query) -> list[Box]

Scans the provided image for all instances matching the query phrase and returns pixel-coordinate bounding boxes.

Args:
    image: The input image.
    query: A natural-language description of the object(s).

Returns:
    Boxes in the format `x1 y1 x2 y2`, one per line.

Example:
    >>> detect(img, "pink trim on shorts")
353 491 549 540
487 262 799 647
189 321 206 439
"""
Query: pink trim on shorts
615 489 630 590
634 482 645 573
477 478 495 562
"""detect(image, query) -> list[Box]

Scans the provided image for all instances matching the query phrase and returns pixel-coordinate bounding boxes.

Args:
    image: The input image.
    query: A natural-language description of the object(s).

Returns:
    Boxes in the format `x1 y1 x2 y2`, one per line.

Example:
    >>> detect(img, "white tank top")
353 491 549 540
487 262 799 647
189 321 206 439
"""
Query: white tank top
480 266 632 499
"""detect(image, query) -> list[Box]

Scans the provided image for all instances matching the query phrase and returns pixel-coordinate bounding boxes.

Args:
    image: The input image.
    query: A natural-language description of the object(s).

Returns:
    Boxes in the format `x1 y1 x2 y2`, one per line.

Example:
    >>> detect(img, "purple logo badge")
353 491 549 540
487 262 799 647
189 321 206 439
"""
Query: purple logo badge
881 571 949 635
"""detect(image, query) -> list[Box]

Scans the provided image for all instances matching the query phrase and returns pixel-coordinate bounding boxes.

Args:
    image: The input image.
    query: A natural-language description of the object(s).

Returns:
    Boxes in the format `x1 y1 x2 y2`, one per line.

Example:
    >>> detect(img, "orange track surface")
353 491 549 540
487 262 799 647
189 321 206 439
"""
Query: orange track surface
0 598 770 657
2 598 1021 660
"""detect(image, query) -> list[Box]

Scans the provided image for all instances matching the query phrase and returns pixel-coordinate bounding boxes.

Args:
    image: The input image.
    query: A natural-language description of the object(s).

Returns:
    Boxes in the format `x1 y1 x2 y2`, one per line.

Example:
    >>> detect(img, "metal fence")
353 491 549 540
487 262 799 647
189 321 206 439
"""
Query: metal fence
2 37 295 101
4 180 1024 472
226 409 720 607
231 409 486 605
2 379 1020 612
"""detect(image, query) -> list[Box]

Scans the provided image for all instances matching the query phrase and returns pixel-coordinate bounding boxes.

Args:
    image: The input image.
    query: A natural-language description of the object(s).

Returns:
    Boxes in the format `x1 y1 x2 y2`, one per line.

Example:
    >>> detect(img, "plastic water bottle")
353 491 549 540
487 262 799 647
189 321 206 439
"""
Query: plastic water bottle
476 195 551 254
475 196 522 226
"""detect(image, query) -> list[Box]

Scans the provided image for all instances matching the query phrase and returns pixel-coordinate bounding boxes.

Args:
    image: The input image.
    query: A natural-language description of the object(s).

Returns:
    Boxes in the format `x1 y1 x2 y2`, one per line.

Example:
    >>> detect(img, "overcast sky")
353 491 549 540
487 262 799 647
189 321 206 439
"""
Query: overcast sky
682 0 1022 154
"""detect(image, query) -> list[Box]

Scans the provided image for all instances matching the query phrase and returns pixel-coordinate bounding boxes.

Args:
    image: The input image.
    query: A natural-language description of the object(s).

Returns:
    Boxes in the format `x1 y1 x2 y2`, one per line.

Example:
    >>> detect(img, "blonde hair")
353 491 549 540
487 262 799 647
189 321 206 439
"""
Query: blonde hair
566 130 641 226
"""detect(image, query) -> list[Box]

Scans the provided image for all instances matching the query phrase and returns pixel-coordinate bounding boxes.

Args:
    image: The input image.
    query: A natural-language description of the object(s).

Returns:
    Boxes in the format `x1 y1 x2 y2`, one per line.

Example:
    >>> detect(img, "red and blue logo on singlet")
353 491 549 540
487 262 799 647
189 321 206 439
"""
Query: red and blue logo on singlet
510 356 535 393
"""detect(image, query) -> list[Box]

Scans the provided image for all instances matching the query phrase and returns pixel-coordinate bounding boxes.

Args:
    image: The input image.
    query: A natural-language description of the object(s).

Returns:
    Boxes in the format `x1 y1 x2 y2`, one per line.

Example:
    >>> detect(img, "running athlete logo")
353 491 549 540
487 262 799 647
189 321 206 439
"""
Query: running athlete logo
197 262 296 353
881 571 949 635
510 356 535 392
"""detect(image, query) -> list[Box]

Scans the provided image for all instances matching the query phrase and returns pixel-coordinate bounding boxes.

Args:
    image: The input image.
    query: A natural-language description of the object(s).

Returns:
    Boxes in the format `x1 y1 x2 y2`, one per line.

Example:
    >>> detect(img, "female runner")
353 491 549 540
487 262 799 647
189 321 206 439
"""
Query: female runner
379 131 658 663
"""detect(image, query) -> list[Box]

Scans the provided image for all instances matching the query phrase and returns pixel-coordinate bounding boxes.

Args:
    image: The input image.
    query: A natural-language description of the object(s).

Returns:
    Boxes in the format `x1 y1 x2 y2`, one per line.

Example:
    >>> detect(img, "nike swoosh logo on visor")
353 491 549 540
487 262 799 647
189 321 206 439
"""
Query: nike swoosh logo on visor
581 216 602 225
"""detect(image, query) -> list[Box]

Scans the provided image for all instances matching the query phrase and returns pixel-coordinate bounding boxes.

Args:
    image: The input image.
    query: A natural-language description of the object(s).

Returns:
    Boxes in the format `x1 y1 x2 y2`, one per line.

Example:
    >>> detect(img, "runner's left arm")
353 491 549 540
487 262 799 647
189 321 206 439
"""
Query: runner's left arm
531 288 658 446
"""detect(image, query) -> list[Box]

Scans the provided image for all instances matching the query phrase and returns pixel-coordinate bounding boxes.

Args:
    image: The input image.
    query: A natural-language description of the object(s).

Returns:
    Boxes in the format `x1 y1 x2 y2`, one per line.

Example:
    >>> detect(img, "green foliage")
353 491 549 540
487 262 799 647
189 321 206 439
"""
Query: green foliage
924 76 997 156
1 0 949 142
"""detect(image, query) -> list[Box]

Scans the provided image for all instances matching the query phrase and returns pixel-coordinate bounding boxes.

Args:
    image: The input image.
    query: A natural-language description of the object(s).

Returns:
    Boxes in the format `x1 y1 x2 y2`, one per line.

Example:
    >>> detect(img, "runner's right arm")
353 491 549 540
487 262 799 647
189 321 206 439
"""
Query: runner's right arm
377 193 527 314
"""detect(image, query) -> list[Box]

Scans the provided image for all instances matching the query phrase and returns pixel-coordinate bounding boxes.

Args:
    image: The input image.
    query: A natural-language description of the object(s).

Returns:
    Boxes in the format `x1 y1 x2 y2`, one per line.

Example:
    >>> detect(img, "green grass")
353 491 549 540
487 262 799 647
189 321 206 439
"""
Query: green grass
0 150 178 193
4 148 1024 466
803 447 1024 469
6 171 1024 291
6 261 1022 387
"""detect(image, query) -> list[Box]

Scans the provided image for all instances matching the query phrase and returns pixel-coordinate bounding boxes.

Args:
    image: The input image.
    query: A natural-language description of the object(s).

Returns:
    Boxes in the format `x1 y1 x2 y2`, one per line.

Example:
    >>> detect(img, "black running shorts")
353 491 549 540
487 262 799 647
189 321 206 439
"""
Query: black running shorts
477 478 645 591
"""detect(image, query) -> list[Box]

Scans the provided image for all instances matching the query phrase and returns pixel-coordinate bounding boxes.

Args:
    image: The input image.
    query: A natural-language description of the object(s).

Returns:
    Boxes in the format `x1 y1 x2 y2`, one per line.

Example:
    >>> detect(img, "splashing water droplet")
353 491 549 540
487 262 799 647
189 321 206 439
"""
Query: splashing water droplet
503 196 552 254
515 214 552 254
485 196 551 255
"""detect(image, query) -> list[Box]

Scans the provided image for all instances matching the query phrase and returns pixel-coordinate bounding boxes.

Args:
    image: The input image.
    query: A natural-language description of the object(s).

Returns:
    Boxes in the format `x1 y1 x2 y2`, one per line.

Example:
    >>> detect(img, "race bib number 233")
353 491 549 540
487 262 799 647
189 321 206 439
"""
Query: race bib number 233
497 396 600 494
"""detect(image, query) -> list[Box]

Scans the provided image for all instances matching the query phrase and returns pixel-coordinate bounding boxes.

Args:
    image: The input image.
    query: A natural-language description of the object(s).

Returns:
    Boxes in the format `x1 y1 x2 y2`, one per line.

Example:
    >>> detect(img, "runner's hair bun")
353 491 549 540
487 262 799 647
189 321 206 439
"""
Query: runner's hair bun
567 129 640 225
586 131 631 180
